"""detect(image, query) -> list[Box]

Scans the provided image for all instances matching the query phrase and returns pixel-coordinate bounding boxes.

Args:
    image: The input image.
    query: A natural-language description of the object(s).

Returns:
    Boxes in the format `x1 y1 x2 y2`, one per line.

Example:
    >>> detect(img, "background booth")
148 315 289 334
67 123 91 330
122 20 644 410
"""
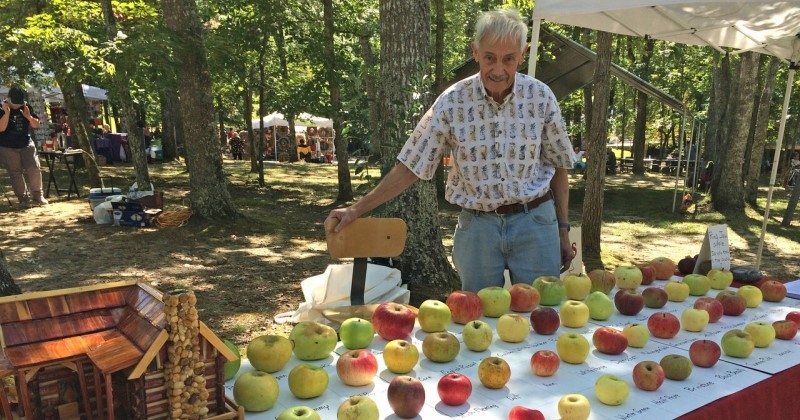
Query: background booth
250 112 334 162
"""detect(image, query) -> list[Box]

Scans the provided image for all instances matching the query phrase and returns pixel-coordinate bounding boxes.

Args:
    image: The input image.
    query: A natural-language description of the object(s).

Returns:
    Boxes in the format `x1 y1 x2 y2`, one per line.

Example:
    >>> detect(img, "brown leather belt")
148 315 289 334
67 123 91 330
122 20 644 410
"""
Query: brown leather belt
487 192 553 215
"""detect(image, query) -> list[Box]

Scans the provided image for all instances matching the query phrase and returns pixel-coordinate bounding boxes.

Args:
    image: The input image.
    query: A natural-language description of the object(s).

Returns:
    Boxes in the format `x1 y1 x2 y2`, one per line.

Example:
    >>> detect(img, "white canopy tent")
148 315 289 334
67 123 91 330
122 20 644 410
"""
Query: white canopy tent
1 84 108 102
250 112 333 130
530 1 800 269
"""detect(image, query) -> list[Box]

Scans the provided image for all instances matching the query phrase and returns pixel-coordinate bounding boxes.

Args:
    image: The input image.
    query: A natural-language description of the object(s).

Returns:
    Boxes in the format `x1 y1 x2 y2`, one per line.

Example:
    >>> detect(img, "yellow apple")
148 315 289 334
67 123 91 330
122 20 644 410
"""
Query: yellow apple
558 394 591 420
418 299 452 333
622 323 650 348
681 308 710 332
559 300 590 328
594 374 629 406
233 371 279 412
556 333 590 364
288 363 329 399
382 339 419 374
744 321 776 348
477 356 511 389
664 281 690 302
290 321 338 361
707 268 734 289
563 273 592 301
246 335 292 373
496 313 531 343
737 285 763 308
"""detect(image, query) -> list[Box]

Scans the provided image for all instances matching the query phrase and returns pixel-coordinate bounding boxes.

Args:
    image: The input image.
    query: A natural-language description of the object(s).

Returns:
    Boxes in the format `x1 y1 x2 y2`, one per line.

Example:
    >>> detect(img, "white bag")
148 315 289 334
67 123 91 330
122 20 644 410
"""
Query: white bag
93 195 127 224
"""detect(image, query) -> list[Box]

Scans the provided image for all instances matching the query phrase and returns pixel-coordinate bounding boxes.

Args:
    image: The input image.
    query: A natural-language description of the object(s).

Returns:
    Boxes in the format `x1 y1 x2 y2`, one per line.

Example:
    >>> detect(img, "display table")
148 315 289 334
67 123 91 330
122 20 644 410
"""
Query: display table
39 149 84 199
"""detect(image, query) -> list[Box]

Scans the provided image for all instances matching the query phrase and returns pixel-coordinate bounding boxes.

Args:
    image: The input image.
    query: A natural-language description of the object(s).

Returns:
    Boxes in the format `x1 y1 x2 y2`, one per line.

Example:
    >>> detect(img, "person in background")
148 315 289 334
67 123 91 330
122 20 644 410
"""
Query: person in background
0 86 48 207
227 127 235 141
326 9 575 292
297 138 312 162
791 151 800 169
573 146 586 173
606 147 617 175
229 131 245 160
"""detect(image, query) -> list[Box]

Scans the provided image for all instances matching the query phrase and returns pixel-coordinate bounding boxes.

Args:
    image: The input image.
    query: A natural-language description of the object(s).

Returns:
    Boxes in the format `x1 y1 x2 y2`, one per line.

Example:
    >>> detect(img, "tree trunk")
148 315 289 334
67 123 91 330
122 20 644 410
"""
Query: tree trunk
160 82 182 161
582 31 613 271
706 53 732 166
161 0 236 218
632 38 654 174
0 251 22 297
378 0 459 304
56 77 102 188
745 56 780 204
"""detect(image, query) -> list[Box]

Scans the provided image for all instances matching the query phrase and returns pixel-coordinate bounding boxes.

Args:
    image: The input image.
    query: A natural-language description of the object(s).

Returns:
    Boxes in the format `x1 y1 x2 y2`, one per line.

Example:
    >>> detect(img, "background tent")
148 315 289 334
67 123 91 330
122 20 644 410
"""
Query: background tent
250 112 290 130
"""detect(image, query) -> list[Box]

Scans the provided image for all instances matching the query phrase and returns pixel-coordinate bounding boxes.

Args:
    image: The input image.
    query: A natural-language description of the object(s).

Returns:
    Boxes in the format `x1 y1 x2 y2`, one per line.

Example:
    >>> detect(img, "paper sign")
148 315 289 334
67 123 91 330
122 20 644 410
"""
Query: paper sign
695 224 731 272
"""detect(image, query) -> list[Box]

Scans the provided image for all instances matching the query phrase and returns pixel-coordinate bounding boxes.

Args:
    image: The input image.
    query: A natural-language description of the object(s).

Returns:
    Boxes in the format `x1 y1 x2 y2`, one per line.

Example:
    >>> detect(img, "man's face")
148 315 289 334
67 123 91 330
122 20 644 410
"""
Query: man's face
471 37 526 101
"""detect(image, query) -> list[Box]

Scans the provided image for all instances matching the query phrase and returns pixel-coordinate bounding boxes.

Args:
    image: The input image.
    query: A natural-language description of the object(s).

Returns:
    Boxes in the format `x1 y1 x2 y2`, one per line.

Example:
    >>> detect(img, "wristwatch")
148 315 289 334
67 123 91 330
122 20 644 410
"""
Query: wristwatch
558 223 571 232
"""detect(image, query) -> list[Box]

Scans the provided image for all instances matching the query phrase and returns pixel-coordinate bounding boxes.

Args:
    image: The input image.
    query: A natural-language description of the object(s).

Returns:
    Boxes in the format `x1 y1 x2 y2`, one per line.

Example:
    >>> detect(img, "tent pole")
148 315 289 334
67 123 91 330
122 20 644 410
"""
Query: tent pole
528 18 541 78
672 108 688 213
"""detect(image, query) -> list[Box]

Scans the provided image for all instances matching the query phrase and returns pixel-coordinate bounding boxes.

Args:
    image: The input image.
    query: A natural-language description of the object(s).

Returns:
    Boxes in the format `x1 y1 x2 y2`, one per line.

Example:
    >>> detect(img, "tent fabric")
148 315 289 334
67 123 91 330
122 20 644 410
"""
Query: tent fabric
1 84 108 102
250 112 333 130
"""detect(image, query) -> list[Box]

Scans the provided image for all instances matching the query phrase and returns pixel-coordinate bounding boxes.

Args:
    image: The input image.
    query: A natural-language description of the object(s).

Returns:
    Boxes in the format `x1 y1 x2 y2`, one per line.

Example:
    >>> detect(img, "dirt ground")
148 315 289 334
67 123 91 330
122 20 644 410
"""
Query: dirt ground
0 159 798 349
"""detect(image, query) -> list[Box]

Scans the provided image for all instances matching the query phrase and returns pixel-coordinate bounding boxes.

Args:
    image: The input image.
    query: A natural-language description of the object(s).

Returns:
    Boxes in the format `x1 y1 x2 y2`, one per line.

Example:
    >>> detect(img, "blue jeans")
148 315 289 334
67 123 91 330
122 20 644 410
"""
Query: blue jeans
452 201 560 292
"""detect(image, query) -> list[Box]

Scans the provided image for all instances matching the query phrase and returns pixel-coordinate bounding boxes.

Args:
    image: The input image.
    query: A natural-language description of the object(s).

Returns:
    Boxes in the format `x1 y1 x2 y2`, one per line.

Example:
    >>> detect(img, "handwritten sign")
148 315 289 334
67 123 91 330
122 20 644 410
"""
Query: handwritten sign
695 224 731 271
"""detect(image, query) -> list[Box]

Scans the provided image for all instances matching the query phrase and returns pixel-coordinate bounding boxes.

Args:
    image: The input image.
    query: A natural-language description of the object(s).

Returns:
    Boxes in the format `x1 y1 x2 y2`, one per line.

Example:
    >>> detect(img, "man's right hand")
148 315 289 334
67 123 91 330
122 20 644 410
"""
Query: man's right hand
325 207 360 233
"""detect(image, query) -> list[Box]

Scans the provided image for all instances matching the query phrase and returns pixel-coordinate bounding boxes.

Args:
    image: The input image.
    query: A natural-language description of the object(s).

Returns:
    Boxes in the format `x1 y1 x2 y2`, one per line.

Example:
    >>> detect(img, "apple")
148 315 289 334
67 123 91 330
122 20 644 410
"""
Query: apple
563 272 592 301
744 321 776 348
371 302 416 340
446 290 483 324
707 268 734 289
649 257 676 280
592 326 628 355
477 356 511 389
509 283 541 312
233 371 279 412
418 299 452 333
337 396 380 420
760 280 787 302
664 281 690 302
677 255 697 275
693 297 724 323
588 269 616 294
462 320 493 351
222 339 241 381
532 276 566 306
288 363 329 398
557 394 591 420
387 376 425 419
559 300 590 328
289 321 338 361
529 349 560 377
614 265 643 289
737 285 763 308
496 313 532 343
246 334 292 373
632 360 665 391
422 331 460 363
594 374 629 406
682 274 711 296
339 317 375 350
614 289 644 316
716 290 747 316
642 286 668 309
721 329 755 358
647 312 680 339
556 332 590 364
689 339 721 368
638 264 656 285
529 307 560 335
622 323 650 348
477 286 512 317
681 308 710 332
660 354 693 380
437 373 472 406
585 291 614 320
787 311 800 328
277 406 321 420
337 349 378 386
773 320 798 340
508 406 545 420
383 339 419 374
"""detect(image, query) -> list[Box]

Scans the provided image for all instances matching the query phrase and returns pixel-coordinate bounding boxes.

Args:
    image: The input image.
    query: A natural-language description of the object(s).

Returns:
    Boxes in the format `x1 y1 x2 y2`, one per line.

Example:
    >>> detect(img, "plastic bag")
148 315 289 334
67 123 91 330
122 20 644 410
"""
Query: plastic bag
127 182 155 200
93 195 127 224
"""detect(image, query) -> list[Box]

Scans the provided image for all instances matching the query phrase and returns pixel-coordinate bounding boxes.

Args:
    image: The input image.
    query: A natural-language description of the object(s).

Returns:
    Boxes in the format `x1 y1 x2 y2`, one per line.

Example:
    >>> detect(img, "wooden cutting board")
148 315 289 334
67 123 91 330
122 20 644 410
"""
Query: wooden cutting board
321 304 419 325
324 217 407 259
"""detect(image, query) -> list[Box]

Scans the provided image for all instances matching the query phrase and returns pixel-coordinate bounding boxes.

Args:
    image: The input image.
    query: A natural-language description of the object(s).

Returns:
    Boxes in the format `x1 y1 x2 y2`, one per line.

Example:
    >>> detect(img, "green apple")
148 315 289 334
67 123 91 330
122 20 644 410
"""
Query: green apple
462 319 493 352
222 339 242 381
496 313 531 343
664 281 690 302
382 339 419 374
340 317 375 349
277 406 321 420
422 332 460 363
532 276 566 306
682 274 711 296
721 329 755 358
418 299 452 332
288 363 329 399
246 334 292 373
556 332 590 364
707 268 734 289
622 323 650 348
289 321 338 361
557 394 591 420
594 374 629 406
337 396 380 420
659 354 693 381
477 286 511 317
681 308 710 332
614 265 643 290
563 273 592 301
744 321 776 348
737 285 763 308
233 370 279 412
585 291 614 321
559 300 590 328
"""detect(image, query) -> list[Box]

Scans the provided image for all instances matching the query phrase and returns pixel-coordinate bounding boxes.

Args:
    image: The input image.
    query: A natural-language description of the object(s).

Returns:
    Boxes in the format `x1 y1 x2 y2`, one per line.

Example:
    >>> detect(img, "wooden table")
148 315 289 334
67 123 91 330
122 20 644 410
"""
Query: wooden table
39 149 84 198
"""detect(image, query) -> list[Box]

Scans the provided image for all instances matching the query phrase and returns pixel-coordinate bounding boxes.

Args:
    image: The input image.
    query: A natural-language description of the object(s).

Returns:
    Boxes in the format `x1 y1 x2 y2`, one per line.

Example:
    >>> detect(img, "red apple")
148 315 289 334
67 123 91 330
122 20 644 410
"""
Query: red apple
446 290 483 324
649 257 676 280
588 269 616 294
614 289 645 316
508 406 545 420
529 307 560 335
336 349 379 386
437 373 472 406
372 302 416 340
509 283 541 312
647 312 680 339
787 311 800 329
642 287 668 309
638 264 656 285
632 360 665 391
693 297 724 323
760 280 787 302
387 376 425 419
715 290 747 316
529 350 560 377
773 320 798 340
677 256 696 276
592 326 628 355
688 340 721 368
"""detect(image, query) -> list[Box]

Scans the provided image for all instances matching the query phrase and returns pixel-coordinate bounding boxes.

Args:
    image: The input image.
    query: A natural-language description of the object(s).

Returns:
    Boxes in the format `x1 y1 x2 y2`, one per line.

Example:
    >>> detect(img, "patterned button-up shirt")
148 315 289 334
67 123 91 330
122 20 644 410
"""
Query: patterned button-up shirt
398 72 574 211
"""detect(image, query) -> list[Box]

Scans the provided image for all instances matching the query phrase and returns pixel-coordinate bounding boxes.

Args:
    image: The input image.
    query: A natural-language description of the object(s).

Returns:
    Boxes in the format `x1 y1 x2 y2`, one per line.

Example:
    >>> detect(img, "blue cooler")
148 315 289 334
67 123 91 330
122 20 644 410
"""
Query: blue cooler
88 187 123 210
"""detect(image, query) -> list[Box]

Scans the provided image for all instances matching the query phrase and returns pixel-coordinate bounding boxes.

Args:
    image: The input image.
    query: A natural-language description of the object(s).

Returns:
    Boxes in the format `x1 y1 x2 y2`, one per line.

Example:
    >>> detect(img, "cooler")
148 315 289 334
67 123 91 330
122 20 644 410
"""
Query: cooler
88 187 123 210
